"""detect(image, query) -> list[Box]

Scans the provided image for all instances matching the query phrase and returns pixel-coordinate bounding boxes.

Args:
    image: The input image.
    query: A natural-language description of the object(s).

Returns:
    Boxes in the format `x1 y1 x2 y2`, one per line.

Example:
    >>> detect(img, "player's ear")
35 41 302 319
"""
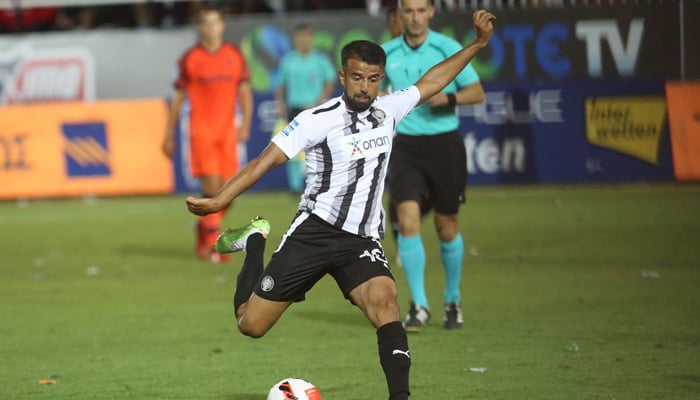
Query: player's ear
338 69 346 87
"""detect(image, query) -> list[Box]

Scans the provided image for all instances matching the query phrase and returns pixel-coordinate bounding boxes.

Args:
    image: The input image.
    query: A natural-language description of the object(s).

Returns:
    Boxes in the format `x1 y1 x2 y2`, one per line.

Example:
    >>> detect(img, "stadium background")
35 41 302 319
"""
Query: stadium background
1 0 698 199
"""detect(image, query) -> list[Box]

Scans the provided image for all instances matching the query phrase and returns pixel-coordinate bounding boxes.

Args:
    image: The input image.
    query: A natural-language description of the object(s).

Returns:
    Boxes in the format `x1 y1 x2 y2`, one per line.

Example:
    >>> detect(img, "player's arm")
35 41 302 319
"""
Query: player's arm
427 81 485 107
162 88 186 159
414 10 494 106
275 85 287 119
238 81 253 143
186 143 288 216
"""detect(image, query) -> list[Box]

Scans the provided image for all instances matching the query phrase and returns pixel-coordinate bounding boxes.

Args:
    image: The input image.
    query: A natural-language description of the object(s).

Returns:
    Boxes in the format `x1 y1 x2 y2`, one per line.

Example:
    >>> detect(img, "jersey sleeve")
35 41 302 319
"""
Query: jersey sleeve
270 109 326 159
378 85 420 123
233 45 251 83
173 52 189 89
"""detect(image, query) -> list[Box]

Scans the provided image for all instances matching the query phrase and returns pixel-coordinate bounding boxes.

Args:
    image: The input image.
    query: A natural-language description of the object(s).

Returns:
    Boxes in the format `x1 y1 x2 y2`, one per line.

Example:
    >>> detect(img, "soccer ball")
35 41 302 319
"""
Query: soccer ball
267 377 321 400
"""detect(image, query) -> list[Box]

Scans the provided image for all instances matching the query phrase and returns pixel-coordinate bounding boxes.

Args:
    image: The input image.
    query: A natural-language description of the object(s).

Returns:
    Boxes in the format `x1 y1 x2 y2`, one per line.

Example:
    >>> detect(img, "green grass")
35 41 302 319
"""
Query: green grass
1 184 699 399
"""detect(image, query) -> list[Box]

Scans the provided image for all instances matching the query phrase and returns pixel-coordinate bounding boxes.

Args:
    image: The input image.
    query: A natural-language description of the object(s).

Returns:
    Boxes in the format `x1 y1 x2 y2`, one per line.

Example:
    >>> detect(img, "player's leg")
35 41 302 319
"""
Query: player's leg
190 135 230 262
350 276 410 400
227 212 328 337
388 135 431 331
333 236 410 400
428 130 467 330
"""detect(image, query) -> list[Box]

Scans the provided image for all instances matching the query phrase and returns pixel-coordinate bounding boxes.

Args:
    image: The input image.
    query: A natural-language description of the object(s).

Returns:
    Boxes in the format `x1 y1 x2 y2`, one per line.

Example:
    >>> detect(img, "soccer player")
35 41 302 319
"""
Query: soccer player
381 0 486 331
185 10 495 400
275 23 336 194
161 5 253 263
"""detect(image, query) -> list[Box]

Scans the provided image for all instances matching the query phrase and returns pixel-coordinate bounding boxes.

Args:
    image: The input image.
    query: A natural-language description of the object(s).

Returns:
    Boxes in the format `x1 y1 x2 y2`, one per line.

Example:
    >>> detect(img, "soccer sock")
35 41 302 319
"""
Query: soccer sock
440 233 464 304
233 233 266 314
200 212 223 248
377 321 411 400
397 234 427 308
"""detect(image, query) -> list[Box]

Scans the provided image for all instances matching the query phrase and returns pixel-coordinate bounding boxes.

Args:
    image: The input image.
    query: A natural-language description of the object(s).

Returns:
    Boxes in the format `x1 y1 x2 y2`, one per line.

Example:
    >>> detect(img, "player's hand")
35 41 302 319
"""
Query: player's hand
473 10 496 47
162 136 175 159
238 126 250 143
427 92 449 108
186 196 221 216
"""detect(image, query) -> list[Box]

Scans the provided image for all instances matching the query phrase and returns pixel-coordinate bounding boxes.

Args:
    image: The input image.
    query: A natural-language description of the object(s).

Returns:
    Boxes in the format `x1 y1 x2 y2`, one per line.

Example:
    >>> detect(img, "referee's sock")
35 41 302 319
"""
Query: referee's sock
397 234 428 309
440 233 464 304
233 233 266 315
377 321 411 400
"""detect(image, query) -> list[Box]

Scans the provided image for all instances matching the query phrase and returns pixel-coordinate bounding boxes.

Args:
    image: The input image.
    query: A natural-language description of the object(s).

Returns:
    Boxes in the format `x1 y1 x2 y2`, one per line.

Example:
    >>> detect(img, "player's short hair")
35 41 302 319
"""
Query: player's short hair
294 23 312 32
398 0 434 8
197 3 224 22
341 40 386 69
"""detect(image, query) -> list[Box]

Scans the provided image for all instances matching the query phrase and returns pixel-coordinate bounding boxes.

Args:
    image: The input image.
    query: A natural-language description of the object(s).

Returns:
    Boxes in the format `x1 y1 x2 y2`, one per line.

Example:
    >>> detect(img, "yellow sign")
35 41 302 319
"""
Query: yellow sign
585 96 666 164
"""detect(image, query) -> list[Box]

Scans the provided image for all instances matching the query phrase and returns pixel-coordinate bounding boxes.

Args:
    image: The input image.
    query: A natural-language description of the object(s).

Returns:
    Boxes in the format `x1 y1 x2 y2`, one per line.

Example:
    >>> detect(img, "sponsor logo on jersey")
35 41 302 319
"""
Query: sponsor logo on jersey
281 119 299 136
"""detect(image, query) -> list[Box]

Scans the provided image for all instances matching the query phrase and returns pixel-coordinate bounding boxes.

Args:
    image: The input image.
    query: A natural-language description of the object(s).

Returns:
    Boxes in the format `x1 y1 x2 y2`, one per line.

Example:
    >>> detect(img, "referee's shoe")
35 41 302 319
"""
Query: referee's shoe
215 217 270 254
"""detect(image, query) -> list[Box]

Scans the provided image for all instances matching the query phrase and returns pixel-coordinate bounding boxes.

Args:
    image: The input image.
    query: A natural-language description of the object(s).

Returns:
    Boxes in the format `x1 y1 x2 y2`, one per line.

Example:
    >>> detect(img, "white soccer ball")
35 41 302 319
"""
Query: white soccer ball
267 377 321 400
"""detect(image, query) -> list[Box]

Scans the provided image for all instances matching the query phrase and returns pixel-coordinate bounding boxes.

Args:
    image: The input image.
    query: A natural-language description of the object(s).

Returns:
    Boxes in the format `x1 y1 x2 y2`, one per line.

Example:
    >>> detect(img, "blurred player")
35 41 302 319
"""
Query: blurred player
275 23 336 194
162 5 253 263
382 0 485 331
185 10 496 399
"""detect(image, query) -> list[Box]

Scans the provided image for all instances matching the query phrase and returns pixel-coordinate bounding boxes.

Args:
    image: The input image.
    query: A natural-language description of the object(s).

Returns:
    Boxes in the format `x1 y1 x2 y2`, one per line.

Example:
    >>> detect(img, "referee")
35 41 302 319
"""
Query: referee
382 0 486 331
186 10 496 400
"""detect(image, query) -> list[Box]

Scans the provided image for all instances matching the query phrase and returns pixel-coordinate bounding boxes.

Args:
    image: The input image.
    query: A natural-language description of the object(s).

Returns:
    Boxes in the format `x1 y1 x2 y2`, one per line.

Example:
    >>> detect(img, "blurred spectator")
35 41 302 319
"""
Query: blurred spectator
0 7 58 33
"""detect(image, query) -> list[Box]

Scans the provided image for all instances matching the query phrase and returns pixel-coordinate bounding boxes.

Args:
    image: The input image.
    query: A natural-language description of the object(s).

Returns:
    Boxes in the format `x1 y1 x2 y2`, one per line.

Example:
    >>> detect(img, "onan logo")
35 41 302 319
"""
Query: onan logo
62 122 111 177
361 135 390 150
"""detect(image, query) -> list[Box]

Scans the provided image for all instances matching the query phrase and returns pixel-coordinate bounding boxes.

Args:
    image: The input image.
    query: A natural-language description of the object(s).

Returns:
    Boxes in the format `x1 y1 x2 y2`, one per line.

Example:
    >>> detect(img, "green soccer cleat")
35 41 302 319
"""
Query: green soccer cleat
215 217 270 254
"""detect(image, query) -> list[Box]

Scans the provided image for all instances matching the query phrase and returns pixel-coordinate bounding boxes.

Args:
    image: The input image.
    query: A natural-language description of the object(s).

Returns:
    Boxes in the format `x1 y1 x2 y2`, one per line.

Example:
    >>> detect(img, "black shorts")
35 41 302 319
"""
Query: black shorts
388 130 467 215
253 213 395 303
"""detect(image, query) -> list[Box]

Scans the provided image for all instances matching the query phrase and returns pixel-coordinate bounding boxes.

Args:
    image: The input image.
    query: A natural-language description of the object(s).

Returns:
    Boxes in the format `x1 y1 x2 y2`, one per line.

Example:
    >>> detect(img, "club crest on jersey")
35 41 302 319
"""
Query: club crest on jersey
371 109 386 123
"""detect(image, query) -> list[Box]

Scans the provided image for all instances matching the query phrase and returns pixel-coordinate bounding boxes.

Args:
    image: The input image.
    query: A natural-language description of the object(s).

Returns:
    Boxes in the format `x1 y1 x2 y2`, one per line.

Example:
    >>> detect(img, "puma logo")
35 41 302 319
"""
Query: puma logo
392 349 410 358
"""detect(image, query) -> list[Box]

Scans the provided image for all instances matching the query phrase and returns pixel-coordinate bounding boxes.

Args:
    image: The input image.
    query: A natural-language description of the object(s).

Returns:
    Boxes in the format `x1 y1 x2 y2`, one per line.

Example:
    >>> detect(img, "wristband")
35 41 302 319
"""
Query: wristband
446 93 457 108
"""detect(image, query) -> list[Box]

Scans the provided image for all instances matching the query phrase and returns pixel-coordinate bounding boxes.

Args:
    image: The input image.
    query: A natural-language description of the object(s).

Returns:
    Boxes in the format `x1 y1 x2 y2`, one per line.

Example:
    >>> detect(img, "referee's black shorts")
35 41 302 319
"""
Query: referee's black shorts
253 213 395 303
388 130 467 215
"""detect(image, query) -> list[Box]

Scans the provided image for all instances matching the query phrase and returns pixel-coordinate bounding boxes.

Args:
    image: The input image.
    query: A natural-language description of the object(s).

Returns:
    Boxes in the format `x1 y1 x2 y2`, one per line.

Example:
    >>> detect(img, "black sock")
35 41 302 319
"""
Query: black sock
232 233 266 314
377 321 411 400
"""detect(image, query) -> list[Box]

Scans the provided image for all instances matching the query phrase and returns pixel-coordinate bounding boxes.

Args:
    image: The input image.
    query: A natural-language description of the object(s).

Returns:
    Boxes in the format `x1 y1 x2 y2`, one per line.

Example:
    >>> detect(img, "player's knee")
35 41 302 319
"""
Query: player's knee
237 318 269 339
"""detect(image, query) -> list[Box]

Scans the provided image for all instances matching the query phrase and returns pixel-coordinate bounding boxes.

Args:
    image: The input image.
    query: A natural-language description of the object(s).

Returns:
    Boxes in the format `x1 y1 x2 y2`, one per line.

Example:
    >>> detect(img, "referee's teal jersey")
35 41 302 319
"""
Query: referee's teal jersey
278 49 336 109
381 30 480 136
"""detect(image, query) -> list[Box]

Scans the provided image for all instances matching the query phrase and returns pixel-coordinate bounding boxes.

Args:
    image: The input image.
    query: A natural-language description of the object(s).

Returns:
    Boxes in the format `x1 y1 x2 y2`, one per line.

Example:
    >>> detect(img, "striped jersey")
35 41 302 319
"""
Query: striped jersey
272 86 420 239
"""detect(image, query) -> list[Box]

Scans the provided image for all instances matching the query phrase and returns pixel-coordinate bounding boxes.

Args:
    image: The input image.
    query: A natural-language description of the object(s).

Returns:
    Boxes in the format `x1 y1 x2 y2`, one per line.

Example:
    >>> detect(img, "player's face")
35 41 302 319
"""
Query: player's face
294 29 313 54
399 0 434 38
198 11 225 43
339 58 384 112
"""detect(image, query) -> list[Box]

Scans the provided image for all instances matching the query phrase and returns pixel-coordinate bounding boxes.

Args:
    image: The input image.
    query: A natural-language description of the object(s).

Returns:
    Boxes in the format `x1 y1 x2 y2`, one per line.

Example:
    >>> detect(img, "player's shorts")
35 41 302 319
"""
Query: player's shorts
253 212 395 303
189 125 239 178
387 130 466 215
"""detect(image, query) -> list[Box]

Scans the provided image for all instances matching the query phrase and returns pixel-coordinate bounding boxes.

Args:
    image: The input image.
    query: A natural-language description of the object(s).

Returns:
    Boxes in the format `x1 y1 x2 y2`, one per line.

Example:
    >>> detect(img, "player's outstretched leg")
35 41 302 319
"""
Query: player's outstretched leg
215 217 270 316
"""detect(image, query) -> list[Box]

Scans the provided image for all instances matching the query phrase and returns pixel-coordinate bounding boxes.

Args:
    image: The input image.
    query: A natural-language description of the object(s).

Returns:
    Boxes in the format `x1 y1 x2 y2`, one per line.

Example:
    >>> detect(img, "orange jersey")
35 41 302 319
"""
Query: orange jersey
175 42 250 138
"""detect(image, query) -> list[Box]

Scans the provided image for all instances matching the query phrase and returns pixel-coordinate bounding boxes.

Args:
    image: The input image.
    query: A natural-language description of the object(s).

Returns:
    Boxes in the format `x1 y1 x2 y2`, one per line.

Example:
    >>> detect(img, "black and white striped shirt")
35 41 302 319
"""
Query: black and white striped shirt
272 86 420 239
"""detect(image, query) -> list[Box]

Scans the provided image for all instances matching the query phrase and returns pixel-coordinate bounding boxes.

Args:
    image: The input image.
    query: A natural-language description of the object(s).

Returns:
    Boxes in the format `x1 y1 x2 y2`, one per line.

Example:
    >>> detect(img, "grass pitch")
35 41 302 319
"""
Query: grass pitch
1 184 699 399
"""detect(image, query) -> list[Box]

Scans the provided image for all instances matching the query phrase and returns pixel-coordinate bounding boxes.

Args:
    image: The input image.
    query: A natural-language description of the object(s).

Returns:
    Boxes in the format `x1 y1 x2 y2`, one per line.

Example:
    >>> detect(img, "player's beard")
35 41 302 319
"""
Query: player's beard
343 92 372 112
